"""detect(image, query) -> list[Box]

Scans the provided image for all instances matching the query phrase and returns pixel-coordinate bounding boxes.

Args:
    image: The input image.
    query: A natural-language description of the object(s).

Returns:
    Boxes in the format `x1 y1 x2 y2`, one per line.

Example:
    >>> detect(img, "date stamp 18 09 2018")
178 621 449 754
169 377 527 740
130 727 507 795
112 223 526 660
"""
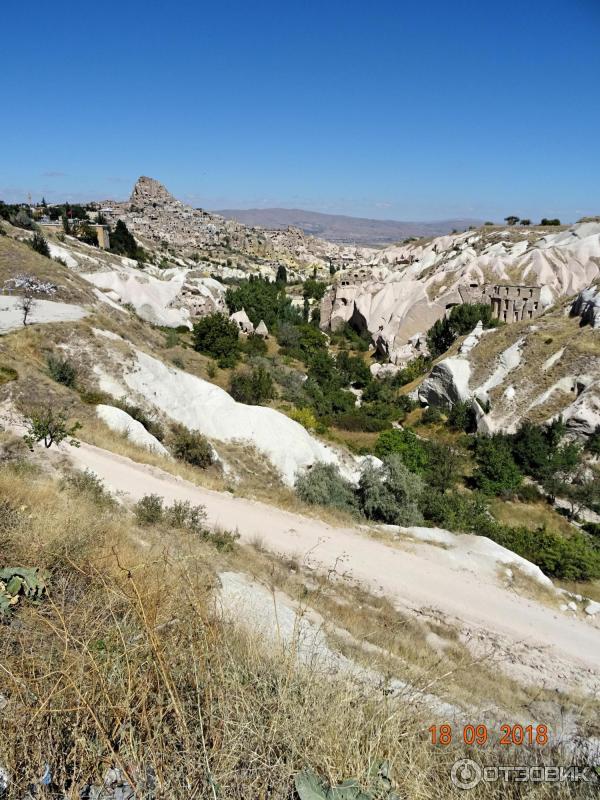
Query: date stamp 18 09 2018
429 723 549 747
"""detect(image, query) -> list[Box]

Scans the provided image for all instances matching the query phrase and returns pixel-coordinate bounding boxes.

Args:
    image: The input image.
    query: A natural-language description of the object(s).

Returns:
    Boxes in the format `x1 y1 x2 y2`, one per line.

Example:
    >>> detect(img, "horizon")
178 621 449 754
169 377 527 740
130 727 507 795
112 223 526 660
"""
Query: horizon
2 0 599 222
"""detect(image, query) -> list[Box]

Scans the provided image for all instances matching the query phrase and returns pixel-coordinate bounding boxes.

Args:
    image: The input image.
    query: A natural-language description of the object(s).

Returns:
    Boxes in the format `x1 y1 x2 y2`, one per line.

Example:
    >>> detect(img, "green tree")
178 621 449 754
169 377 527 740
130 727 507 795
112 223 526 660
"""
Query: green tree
302 278 327 302
295 462 357 513
109 220 138 258
229 365 274 405
275 264 287 284
519 219 531 226
472 434 522 495
427 303 496 358
192 313 240 368
504 216 519 226
226 277 300 328
425 442 461 492
374 428 429 474
23 407 81 450
30 232 50 258
447 400 477 432
358 455 424 525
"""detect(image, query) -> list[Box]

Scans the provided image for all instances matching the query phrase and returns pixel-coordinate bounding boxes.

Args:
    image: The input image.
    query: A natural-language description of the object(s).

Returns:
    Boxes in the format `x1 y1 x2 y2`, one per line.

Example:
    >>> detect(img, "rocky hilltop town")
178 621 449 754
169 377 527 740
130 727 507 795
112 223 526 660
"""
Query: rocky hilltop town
99 176 369 277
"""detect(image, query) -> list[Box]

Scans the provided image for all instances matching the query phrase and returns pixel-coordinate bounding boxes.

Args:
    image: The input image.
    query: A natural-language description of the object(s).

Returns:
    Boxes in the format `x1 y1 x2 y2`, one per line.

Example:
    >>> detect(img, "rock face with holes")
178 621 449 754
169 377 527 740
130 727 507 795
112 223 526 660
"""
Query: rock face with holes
320 222 600 362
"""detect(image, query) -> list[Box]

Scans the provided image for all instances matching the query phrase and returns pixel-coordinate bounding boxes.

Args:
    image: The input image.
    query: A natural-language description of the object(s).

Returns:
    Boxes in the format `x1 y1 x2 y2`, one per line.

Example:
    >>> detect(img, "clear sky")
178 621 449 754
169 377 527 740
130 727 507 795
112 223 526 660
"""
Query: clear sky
2 0 599 222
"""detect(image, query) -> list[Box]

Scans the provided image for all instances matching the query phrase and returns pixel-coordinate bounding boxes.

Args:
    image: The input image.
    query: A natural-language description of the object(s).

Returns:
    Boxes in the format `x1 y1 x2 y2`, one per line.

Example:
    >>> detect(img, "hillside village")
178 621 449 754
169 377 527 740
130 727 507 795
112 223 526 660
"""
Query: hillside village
1 178 600 796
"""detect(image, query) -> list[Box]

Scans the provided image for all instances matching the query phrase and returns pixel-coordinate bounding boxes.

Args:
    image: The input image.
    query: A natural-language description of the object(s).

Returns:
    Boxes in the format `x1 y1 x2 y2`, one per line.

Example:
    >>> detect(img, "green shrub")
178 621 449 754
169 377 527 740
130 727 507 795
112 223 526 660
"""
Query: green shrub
164 329 179 348
391 356 431 387
193 313 240 368
134 494 164 525
171 425 214 468
472 434 522 495
30 232 50 258
420 406 442 425
229 366 274 405
374 428 429 474
494 525 600 581
329 323 371 352
295 463 358 514
333 410 391 432
164 500 207 533
420 490 489 532
79 388 111 405
358 455 424 526
582 522 600 538
515 482 544 503
47 354 77 388
586 425 600 456
427 303 498 359
0 365 18 385
226 276 300 328
115 399 164 442
447 401 477 433
287 407 318 430
243 333 268 356
61 469 116 509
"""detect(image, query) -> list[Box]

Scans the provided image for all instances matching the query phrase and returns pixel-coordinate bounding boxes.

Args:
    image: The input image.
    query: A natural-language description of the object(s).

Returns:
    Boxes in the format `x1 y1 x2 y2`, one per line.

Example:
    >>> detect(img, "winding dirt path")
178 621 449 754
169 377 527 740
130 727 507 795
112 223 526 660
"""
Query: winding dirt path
68 442 600 689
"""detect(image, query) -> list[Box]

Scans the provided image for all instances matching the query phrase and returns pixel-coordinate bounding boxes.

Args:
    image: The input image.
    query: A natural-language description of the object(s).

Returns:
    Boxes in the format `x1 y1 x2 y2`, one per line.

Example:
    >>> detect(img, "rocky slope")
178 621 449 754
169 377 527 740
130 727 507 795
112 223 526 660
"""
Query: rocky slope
321 222 600 364
417 289 600 439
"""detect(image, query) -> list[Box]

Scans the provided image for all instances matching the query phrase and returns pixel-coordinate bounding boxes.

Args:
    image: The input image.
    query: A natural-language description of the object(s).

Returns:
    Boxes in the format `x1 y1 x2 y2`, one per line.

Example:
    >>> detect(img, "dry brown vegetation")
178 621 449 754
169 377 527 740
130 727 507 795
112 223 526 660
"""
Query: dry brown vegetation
0 460 597 798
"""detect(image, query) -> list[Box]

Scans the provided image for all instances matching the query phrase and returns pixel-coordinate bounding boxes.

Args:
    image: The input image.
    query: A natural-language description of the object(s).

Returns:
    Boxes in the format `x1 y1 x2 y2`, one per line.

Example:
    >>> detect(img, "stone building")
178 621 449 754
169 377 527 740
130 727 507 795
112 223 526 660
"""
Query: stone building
458 283 542 322
95 225 110 250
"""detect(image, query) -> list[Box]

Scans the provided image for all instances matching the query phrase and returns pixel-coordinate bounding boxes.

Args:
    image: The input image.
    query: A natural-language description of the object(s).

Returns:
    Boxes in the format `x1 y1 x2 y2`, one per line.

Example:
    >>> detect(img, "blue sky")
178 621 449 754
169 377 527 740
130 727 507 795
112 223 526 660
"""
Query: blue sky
2 0 599 221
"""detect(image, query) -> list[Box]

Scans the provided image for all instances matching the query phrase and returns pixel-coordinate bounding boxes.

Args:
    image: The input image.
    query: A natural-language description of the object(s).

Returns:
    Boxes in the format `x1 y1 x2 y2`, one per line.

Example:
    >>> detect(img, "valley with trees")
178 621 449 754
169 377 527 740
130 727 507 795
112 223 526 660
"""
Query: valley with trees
1 0 600 795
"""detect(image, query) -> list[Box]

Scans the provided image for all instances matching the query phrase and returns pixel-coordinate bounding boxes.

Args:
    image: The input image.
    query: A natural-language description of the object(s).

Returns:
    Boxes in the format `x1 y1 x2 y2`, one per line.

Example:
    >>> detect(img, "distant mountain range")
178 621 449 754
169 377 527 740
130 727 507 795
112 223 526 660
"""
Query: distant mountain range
214 207 484 246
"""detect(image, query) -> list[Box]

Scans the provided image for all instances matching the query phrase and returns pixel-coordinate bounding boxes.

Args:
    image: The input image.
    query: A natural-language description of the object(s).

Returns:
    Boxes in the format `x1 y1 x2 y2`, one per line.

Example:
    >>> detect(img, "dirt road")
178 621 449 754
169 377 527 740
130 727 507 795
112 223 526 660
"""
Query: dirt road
68 442 600 689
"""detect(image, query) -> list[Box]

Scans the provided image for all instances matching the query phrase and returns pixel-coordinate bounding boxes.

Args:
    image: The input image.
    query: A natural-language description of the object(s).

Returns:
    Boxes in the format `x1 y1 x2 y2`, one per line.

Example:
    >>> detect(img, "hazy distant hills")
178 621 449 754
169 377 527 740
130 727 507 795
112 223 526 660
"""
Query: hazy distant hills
215 207 484 246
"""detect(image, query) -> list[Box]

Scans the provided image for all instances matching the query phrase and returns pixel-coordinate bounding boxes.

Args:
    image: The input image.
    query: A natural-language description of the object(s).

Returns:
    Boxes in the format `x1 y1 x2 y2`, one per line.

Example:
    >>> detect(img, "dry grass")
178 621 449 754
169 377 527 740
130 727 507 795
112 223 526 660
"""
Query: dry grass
0 461 595 798
488 497 576 538
235 540 592 724
0 234 94 304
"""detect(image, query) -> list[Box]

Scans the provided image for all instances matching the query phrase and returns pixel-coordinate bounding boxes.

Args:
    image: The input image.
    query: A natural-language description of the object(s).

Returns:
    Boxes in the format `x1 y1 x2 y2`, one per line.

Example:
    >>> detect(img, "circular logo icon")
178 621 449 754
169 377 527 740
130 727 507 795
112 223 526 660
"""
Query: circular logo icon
451 759 482 790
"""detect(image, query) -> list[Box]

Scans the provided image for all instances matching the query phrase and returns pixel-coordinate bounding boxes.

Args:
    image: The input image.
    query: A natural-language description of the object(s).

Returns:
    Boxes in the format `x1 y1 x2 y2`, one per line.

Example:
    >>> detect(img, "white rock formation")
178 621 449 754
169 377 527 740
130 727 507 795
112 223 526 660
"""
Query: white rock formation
229 308 254 333
119 349 355 485
418 356 472 407
321 221 600 360
81 264 226 328
96 404 169 455
255 319 269 338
